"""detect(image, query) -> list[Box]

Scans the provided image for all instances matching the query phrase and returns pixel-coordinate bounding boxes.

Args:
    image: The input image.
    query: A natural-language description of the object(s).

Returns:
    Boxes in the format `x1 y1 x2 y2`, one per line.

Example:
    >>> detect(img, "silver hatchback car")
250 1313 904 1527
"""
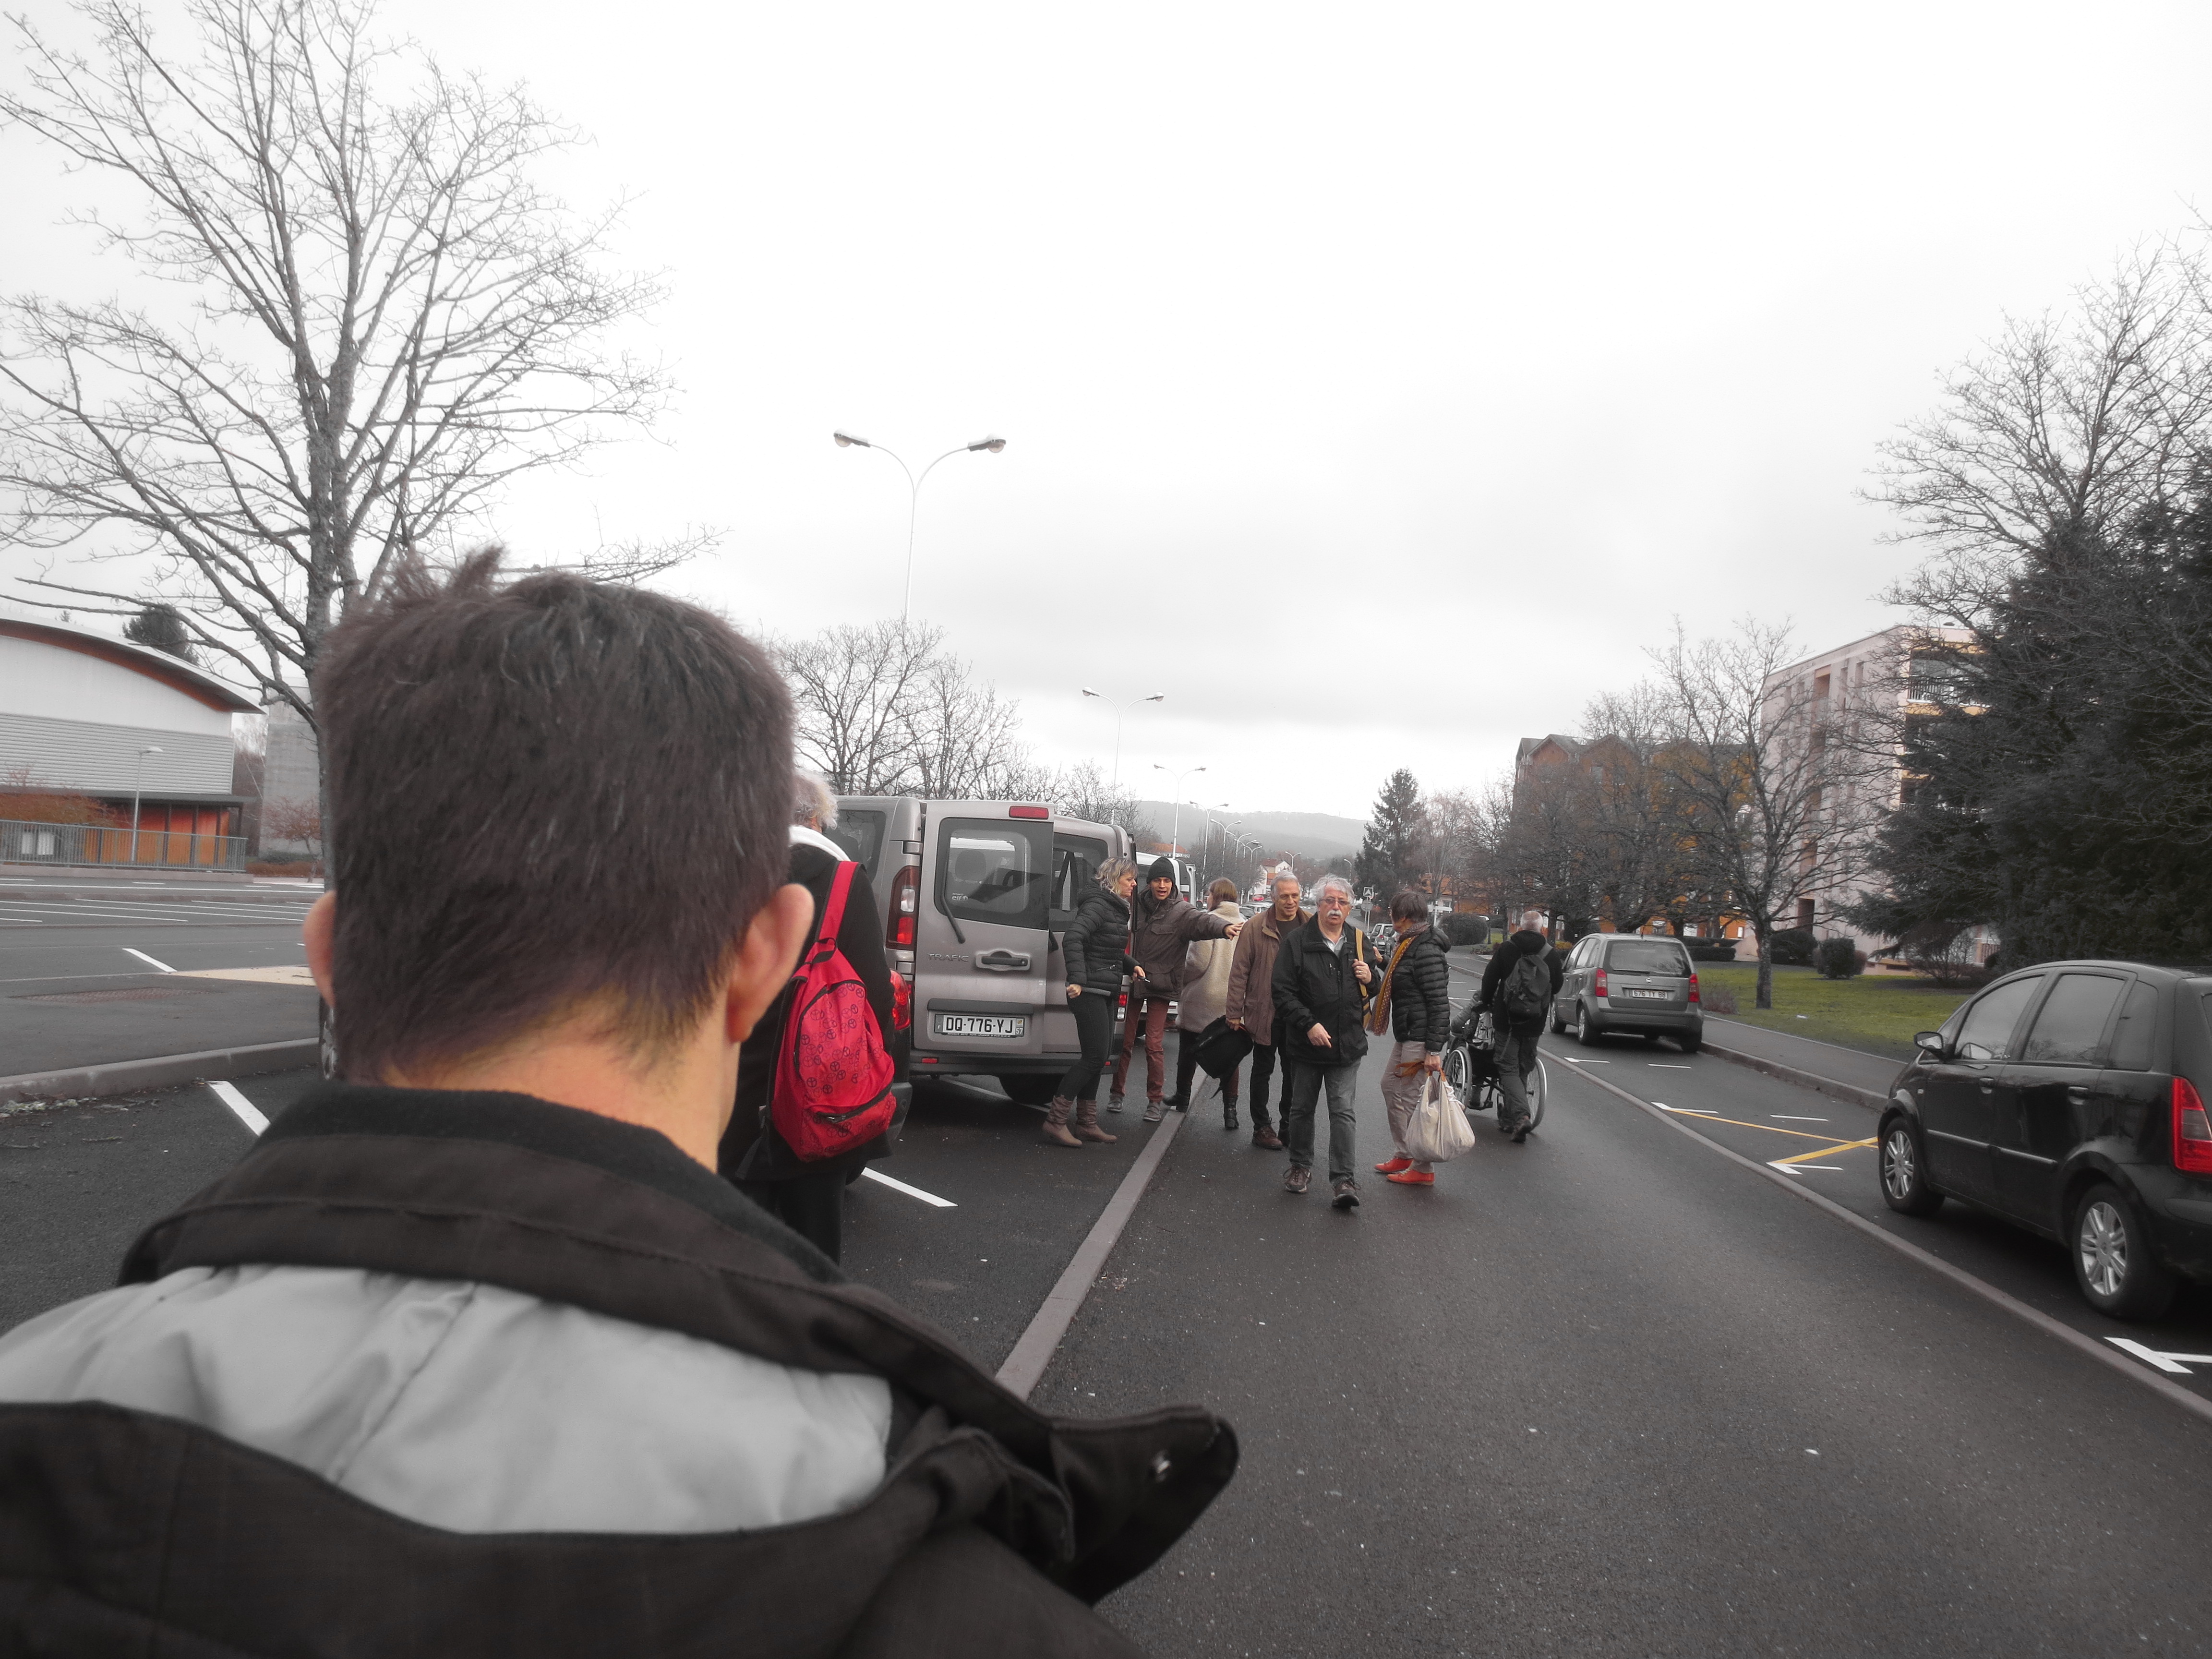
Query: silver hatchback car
1551 934 1705 1051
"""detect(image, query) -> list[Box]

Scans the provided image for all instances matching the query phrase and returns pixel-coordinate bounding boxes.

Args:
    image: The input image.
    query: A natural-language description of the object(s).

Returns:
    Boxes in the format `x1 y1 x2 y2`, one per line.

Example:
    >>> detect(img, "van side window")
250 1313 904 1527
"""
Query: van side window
1050 835 1108 927
1954 975 2043 1062
827 809 888 883
2109 981 2161 1071
2019 973 2126 1066
938 818 1050 930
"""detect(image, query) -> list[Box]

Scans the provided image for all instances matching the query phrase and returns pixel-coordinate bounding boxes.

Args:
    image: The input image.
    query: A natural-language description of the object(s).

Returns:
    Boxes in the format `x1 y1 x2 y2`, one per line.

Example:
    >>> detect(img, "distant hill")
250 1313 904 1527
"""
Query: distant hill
1133 801 1364 861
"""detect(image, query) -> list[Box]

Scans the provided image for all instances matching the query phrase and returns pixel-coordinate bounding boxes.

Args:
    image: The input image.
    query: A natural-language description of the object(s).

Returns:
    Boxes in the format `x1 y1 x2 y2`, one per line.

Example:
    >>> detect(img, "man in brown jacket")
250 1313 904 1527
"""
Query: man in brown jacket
1225 870 1310 1151
1111 856 1240 1123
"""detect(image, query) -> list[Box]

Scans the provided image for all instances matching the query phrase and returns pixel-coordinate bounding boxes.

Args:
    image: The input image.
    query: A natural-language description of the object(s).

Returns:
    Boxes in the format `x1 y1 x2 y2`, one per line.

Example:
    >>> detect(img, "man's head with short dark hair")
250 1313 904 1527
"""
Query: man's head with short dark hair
313 549 793 1084
1389 890 1429 925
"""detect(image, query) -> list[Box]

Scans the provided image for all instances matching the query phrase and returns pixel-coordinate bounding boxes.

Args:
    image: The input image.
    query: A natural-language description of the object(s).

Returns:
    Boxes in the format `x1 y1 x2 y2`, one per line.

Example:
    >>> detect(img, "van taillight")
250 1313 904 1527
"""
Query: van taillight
1687 972 1700 1005
1593 968 1608 998
2173 1078 2212 1175
1010 804 1049 819
887 865 917 950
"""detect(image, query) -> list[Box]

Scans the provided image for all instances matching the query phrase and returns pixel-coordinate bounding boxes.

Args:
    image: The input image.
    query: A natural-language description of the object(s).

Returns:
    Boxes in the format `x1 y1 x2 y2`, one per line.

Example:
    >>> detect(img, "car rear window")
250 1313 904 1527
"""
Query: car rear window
938 817 1049 930
2110 980 2161 1071
1604 940 1691 975
828 808 887 883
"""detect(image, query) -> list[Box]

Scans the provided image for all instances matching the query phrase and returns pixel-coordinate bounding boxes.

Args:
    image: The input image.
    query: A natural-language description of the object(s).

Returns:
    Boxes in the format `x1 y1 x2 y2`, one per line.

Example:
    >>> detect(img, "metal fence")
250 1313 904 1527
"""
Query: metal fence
0 817 249 872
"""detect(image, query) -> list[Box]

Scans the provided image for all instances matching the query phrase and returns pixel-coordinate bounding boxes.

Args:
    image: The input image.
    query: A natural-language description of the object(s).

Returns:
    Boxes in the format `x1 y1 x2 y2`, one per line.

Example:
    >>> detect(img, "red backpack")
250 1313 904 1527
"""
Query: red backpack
772 862 898 1161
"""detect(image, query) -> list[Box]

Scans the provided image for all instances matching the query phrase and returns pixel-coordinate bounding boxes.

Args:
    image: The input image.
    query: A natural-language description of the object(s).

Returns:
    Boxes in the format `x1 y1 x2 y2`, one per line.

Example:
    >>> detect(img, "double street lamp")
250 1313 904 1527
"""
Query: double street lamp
1081 687 1163 794
833 431 1007 622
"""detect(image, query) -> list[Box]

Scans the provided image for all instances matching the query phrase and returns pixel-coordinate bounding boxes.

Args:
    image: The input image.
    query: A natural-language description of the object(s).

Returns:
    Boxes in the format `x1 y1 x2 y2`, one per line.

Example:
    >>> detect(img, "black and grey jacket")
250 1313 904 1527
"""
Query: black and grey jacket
1061 885 1136 998
1386 924 1454 1051
1271 917 1384 1069
0 1085 1235 1658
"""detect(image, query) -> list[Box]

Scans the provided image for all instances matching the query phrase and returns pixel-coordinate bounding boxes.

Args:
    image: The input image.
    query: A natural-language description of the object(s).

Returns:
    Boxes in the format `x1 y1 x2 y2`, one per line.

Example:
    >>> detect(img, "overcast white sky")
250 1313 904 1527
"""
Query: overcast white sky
7 0 2212 817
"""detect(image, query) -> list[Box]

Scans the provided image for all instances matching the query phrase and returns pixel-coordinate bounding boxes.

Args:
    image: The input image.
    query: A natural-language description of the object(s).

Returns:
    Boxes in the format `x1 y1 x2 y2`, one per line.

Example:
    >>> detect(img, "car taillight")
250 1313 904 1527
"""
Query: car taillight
1687 972 1700 1005
2173 1078 2212 1175
886 864 917 950
1593 968 1608 998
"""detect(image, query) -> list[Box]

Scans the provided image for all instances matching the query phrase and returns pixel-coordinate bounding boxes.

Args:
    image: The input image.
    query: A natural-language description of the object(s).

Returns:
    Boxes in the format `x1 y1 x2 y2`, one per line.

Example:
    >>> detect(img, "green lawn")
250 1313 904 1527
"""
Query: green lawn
1697 963 1971 1060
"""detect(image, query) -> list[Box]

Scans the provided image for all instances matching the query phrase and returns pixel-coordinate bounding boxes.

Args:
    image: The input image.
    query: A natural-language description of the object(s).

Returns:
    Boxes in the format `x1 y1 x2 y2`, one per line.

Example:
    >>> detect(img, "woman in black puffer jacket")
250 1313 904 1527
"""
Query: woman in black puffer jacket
1370 890 1455 1185
1046 857 1140 1147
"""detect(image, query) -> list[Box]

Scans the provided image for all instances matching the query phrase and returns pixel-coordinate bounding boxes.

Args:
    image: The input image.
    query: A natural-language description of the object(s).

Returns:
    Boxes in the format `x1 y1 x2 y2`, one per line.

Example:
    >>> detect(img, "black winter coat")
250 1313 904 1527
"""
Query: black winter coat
1271 917 1383 1069
1061 886 1136 998
1480 930 1563 1032
1385 925 1454 1051
0 1085 1235 1657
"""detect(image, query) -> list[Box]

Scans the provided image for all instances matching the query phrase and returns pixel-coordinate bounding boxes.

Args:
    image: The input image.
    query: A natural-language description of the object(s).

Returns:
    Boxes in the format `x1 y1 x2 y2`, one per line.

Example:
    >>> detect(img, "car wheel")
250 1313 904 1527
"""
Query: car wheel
997 1074 1058 1107
1677 1034 1702 1055
1878 1117 1943 1216
2071 1182 2177 1320
1549 1002 1569 1036
1573 1003 1600 1046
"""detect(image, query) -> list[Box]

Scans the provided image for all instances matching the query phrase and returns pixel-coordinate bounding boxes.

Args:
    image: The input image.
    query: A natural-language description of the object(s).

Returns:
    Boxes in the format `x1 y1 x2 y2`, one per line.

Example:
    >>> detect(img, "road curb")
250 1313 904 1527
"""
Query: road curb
1698 1038 1888 1114
0 1039 318 1104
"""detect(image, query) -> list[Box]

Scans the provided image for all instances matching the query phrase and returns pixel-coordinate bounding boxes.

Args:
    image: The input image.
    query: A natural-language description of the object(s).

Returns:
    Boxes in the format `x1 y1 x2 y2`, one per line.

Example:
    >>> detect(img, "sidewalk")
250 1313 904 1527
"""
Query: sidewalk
1699 1016 1900 1111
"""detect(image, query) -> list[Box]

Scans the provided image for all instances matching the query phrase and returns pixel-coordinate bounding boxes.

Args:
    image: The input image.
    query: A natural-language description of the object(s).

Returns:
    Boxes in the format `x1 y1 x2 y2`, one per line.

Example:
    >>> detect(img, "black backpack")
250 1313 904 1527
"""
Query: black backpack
1501 953 1551 1022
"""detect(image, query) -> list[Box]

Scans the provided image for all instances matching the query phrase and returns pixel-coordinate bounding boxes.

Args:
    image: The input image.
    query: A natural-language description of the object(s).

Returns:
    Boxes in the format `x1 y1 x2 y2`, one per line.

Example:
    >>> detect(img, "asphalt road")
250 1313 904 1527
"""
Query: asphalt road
7 1010 2212 1654
0 898 320 1074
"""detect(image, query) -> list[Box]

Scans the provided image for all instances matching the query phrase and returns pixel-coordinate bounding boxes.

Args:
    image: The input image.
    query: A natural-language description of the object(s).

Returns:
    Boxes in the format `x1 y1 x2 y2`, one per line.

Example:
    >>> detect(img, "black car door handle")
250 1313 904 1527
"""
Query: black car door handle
1978 1078 1994 1094
2066 1085 2090 1102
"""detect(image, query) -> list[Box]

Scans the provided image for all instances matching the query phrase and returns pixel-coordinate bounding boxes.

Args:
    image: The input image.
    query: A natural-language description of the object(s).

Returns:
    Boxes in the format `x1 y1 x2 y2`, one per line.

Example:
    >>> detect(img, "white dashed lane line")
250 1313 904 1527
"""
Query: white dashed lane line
208 1081 269 1136
122 947 176 973
861 1168 957 1208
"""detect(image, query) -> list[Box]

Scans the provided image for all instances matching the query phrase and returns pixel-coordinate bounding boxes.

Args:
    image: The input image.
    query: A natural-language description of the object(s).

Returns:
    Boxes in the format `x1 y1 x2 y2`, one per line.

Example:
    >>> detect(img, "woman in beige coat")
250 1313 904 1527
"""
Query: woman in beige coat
1171 879 1248 1128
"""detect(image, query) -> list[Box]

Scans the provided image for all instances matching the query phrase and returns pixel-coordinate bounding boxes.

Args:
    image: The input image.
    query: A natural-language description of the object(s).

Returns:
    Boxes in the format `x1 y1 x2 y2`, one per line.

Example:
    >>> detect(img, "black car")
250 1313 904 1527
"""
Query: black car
1877 959 2212 1319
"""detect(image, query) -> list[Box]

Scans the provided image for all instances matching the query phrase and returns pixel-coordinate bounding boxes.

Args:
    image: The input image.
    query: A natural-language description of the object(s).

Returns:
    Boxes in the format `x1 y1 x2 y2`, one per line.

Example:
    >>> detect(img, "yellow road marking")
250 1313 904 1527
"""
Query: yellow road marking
1770 1137 1877 1166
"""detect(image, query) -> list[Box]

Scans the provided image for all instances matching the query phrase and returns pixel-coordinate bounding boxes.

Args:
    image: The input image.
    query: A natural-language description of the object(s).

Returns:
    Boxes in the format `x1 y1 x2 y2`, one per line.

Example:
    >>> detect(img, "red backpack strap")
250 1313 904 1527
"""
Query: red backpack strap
812 861 857 959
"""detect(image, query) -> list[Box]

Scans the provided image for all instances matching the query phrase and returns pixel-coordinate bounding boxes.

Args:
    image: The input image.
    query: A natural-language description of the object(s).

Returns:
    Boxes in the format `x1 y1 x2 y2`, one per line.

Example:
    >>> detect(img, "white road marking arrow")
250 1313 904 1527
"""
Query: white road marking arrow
2106 1338 2212 1375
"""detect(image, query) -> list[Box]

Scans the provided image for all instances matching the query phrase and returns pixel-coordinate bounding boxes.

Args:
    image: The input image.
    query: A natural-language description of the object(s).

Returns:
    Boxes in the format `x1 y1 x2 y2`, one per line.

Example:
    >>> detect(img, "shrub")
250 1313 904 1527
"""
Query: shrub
1767 927 1817 966
1898 921 1996 989
1442 911 1490 947
1687 942 1738 962
1814 937 1865 979
247 856 323 878
1699 980 1739 1014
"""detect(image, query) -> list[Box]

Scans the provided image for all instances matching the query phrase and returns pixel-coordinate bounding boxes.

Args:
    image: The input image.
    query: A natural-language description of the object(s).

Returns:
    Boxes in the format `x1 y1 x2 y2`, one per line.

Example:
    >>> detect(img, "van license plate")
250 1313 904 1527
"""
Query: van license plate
936 1014 1026 1038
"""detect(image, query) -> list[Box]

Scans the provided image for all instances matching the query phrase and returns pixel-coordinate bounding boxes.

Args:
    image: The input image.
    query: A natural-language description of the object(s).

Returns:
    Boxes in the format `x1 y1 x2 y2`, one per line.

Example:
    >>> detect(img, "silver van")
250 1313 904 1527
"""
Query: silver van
1551 933 1705 1051
832 797 1134 1105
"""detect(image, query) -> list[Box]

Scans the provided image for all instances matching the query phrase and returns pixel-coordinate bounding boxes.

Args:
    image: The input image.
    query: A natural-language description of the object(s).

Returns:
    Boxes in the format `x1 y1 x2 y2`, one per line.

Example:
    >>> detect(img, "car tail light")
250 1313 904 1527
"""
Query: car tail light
886 864 917 950
1593 968 1608 998
2173 1078 2212 1175
1010 804 1049 819
1687 972 1701 1005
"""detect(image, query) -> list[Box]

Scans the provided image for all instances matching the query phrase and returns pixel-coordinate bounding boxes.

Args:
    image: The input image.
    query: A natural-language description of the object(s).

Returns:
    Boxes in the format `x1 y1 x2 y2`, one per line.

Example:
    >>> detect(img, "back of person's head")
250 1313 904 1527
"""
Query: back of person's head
792 771 837 829
1389 890 1428 924
1208 878 1239 908
314 548 792 1082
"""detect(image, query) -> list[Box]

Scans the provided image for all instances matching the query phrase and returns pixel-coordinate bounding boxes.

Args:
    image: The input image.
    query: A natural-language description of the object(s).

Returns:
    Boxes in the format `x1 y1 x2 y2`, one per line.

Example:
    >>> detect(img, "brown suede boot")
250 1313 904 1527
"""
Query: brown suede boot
1041 1096 1082 1147
1072 1099 1117 1143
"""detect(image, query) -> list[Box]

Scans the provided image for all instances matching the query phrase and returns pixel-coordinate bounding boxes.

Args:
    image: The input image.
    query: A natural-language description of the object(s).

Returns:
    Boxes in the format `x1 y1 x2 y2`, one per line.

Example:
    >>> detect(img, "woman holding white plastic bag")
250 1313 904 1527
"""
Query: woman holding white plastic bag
1170 878 1248 1128
1368 889 1455 1186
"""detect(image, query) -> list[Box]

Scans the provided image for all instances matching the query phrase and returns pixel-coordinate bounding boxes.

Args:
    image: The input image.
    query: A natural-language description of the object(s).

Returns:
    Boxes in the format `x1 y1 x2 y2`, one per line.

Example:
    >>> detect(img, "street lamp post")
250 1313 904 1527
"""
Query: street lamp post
832 431 1006 622
1152 763 1208 854
131 745 163 864
1081 687 1164 794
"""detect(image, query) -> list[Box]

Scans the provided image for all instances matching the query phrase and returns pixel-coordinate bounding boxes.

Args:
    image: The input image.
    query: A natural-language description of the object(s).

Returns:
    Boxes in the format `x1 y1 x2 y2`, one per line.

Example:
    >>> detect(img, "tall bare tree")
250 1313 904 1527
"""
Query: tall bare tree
1648 620 1887 1008
0 0 691 735
1575 685 1695 939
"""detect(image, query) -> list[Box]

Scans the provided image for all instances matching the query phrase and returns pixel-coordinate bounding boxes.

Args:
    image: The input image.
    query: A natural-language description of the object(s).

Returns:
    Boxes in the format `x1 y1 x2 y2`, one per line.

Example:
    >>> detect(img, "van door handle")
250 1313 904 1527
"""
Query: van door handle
974 950 1030 972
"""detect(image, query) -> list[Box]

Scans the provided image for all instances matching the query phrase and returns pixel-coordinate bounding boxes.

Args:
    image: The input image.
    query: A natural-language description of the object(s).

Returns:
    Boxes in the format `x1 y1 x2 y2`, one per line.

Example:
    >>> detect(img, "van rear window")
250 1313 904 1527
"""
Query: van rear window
1604 940 1691 975
828 809 887 882
1051 835 1108 926
938 818 1049 930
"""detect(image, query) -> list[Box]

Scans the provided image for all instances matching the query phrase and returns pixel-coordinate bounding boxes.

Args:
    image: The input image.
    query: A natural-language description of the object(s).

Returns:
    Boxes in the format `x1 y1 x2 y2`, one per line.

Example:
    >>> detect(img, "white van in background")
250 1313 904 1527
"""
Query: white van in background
832 798 1134 1106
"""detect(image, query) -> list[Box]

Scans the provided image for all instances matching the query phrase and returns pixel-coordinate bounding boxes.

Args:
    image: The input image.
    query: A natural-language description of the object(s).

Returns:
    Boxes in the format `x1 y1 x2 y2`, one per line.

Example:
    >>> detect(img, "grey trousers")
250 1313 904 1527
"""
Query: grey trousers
1380 1039 1435 1174
1495 1021 1540 1128
1283 1060 1360 1183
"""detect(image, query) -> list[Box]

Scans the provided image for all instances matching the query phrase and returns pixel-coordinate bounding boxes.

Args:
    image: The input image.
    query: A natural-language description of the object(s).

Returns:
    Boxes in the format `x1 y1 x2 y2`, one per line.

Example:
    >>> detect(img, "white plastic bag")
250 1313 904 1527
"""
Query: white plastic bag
1402 1070 1477 1165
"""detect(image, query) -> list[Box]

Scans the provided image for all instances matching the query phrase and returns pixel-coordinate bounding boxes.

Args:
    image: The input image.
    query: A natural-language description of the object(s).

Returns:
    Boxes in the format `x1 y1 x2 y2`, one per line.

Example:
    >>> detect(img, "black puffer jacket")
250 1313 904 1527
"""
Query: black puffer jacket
1384 923 1454 1051
1271 917 1384 1069
1480 929 1563 1031
1061 886 1135 997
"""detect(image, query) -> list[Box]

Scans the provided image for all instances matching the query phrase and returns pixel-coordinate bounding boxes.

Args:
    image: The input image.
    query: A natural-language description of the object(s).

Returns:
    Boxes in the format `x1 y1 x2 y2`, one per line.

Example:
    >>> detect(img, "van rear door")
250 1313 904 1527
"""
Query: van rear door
913 803 1053 1071
1043 819 1122 1063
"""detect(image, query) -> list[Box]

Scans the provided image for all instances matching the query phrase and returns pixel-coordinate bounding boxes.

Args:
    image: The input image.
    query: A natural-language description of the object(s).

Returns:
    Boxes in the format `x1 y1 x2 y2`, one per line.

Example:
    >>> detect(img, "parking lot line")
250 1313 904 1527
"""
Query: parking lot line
208 1080 269 1136
122 947 175 973
1770 1137 1876 1165
860 1167 957 1208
